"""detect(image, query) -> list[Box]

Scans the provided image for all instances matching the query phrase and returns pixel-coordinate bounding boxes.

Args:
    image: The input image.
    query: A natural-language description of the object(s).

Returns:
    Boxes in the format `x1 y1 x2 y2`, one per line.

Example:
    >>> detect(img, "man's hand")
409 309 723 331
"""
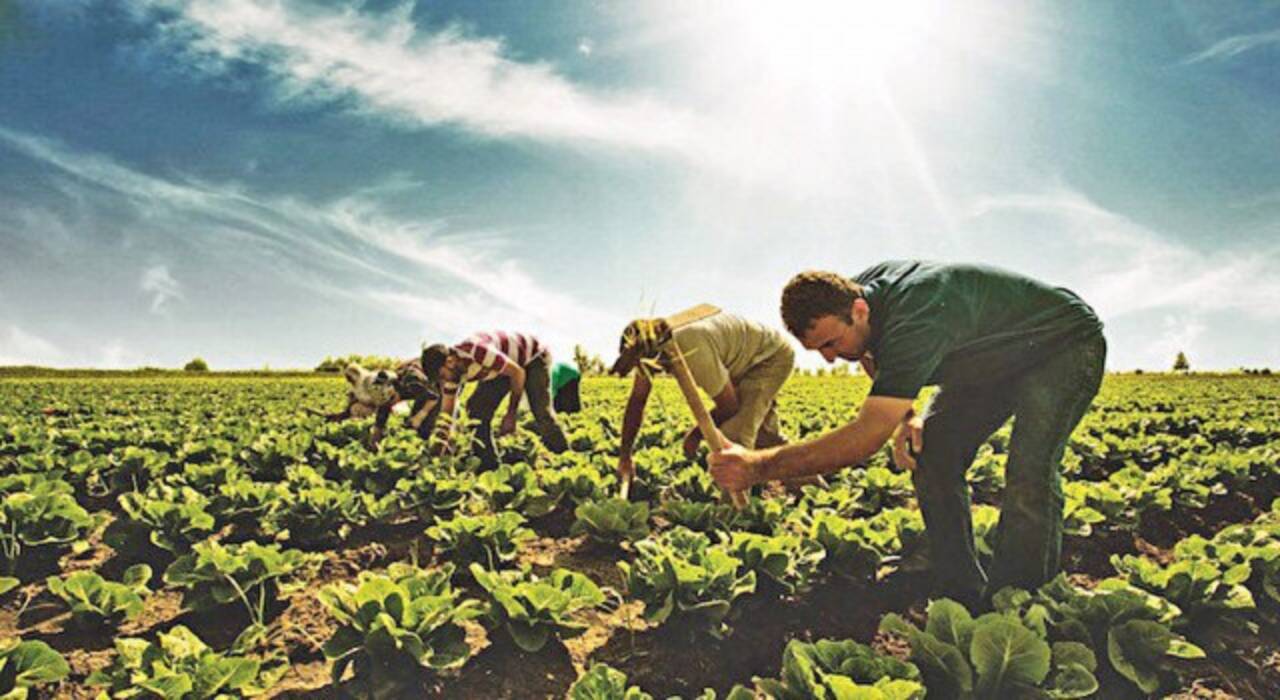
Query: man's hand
499 411 518 437
708 442 766 493
892 410 924 471
682 427 702 459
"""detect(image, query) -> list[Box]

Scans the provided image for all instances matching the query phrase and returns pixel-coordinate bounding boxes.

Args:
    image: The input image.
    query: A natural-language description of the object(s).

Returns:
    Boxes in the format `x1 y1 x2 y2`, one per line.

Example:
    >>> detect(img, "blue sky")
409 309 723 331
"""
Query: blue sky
1 0 1277 371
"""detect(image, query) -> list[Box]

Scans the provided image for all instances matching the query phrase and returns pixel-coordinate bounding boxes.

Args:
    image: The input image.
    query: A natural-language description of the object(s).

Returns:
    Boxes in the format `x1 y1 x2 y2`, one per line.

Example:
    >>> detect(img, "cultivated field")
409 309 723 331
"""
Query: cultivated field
1 373 1278 698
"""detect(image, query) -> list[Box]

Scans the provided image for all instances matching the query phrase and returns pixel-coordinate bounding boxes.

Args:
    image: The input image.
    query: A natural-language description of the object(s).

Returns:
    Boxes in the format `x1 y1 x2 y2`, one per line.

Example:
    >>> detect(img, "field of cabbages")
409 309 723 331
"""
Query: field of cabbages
1 373 1278 699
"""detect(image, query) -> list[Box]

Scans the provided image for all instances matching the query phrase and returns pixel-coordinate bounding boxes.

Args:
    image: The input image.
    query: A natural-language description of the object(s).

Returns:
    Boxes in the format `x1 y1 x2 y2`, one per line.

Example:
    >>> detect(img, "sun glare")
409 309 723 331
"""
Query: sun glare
721 0 944 86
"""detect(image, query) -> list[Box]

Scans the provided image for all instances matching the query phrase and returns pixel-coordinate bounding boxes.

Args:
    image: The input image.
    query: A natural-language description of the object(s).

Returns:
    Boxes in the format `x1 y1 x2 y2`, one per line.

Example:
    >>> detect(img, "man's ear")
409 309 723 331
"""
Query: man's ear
851 298 870 324
344 363 365 386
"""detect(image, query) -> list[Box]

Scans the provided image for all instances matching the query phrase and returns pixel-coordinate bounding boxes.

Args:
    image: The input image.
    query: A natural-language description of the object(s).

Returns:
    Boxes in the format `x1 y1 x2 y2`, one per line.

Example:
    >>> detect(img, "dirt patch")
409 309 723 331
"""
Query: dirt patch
274 589 335 660
529 507 578 539
315 541 394 584
1062 527 1131 578
1141 487 1277 550
588 572 931 696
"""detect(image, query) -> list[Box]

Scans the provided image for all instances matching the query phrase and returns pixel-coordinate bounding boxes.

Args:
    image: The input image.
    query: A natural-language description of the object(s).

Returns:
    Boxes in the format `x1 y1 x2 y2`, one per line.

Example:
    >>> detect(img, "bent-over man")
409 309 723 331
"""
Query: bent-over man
411 331 569 470
610 311 795 492
709 262 1105 606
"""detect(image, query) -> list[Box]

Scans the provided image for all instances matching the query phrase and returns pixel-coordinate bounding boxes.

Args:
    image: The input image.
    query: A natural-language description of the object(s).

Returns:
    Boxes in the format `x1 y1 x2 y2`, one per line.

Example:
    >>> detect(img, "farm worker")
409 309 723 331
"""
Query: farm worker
708 262 1106 605
551 361 583 414
410 331 569 470
610 311 794 491
316 361 437 451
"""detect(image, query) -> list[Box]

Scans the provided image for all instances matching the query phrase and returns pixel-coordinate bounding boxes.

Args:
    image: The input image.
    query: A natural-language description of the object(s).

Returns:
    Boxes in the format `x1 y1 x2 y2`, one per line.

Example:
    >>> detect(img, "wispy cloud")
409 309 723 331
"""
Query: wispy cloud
966 186 1280 320
1185 28 1280 64
125 0 695 150
0 125 619 355
140 264 182 313
0 324 63 366
118 0 956 209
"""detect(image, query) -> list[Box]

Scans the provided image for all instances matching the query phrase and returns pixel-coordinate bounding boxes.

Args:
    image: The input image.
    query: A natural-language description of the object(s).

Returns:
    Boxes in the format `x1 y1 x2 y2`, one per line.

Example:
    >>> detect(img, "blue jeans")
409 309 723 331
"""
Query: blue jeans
912 332 1106 601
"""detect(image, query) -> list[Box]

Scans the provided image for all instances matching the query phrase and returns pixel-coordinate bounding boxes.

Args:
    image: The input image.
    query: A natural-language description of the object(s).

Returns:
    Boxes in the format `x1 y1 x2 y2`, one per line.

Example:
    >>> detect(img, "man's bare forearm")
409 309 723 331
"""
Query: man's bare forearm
619 397 644 457
759 415 897 483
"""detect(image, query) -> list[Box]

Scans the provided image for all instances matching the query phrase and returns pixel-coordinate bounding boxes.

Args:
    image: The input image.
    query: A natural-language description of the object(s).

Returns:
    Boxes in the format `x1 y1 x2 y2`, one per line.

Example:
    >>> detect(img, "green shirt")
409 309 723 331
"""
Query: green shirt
550 362 581 395
856 261 1103 398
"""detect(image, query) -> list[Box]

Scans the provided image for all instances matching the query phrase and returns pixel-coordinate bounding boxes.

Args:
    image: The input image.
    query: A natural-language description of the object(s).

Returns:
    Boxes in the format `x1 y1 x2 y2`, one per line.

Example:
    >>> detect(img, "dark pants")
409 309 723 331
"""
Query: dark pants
465 357 569 470
913 333 1106 602
553 378 582 414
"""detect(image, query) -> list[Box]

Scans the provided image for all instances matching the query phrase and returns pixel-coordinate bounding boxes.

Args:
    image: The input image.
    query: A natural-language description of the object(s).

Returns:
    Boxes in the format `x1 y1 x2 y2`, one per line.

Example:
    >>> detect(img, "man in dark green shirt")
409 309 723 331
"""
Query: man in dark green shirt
709 261 1106 605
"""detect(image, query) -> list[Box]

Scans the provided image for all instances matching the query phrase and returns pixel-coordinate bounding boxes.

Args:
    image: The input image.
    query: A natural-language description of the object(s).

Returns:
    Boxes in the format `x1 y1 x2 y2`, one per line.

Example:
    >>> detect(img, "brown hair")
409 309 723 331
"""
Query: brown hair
780 271 864 338
420 344 449 377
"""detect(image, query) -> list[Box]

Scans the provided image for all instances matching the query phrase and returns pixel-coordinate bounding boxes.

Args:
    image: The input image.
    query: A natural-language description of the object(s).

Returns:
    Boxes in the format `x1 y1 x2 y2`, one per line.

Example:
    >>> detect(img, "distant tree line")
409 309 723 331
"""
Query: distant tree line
574 345 607 376
314 354 400 373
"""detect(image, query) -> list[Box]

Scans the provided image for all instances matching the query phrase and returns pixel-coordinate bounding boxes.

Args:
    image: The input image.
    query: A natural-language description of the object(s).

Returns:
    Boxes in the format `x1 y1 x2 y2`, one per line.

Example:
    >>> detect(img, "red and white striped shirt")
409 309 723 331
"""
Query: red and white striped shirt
440 331 549 396
432 331 549 443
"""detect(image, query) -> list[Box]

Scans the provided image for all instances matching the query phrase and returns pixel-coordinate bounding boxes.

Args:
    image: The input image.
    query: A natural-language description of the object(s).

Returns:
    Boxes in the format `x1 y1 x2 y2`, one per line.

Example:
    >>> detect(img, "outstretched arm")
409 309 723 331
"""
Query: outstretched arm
709 395 914 490
617 372 652 489
307 404 353 422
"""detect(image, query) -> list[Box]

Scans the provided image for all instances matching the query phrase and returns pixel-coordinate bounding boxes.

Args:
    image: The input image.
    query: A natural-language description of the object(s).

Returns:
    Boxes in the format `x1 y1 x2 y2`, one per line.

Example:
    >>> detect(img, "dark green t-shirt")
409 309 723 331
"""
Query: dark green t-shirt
856 261 1103 398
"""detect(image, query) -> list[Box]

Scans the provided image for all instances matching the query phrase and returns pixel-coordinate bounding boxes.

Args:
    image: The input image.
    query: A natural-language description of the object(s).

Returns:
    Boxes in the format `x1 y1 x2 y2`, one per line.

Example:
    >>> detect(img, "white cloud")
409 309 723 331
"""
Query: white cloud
126 0 695 151
0 126 621 359
1185 28 1280 64
0 325 63 366
118 0 963 207
140 264 183 313
965 186 1280 321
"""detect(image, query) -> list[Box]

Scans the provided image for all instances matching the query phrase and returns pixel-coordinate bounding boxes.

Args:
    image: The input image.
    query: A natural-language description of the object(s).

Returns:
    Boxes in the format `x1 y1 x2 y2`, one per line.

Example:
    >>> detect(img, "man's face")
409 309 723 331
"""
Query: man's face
799 301 871 364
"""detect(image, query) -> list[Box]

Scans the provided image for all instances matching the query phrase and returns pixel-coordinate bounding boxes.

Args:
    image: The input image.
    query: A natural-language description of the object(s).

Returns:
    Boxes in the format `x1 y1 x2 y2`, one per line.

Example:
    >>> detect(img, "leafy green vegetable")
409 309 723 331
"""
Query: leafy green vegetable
319 563 483 692
618 527 755 635
425 512 533 570
0 638 70 699
541 461 614 506
470 564 604 652
164 541 315 635
87 624 286 699
117 485 216 554
46 564 151 628
572 498 650 545
992 575 1204 696
474 463 555 517
1111 553 1255 640
879 598 1086 699
568 663 654 700
264 469 363 547
754 637 923 699
724 531 824 594
805 511 885 580
0 482 94 575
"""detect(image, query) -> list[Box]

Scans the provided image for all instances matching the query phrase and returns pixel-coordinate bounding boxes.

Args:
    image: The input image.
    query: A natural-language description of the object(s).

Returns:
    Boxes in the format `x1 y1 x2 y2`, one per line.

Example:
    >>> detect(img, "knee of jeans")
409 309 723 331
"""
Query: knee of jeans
911 465 962 503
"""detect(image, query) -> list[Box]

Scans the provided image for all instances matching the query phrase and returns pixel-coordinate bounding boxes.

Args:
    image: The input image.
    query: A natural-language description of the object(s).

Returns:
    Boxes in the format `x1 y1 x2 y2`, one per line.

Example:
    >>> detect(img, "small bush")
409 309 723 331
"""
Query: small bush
183 357 209 372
